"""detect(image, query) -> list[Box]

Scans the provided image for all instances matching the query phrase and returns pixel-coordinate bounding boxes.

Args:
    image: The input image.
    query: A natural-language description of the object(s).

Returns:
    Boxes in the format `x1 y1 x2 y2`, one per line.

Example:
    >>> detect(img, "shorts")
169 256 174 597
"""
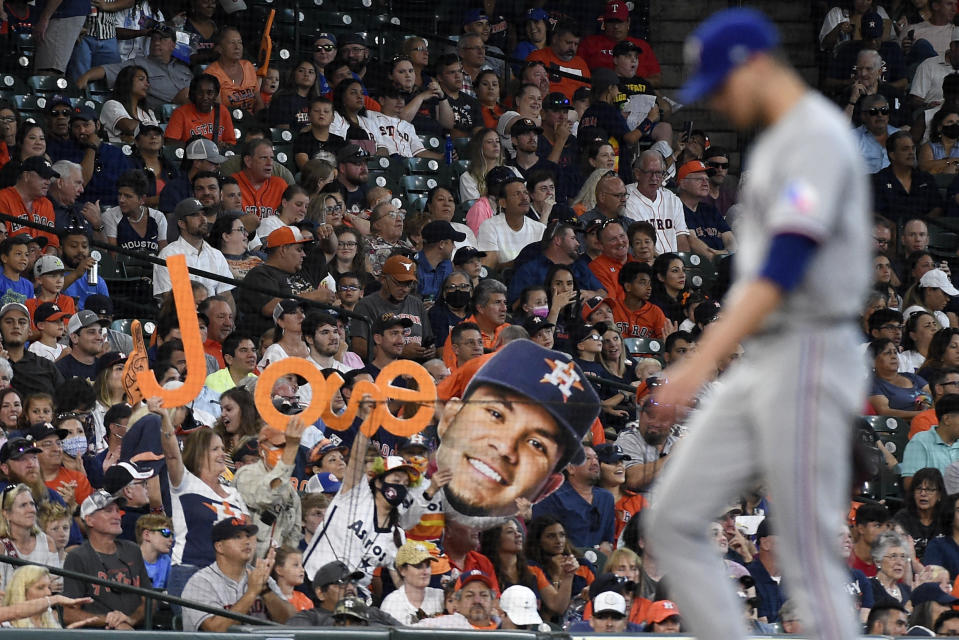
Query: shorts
35 16 86 73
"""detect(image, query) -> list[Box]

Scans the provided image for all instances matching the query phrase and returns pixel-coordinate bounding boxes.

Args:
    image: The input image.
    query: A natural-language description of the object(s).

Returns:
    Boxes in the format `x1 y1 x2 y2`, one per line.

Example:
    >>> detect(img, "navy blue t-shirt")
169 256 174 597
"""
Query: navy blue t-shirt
683 201 731 251
268 93 310 131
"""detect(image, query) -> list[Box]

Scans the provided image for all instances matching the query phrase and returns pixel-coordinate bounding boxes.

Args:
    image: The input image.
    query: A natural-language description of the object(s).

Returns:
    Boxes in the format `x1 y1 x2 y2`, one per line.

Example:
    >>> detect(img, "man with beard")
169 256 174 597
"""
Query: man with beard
204 333 257 393
58 107 132 208
153 198 235 306
526 21 590 100
434 339 600 518
50 160 104 242
336 144 370 214
57 310 109 382
532 445 615 550
615 398 679 494
338 33 370 82
303 312 351 373
677 160 736 257
0 158 60 246
352 255 432 360
507 119 562 192
239 227 334 341
59 226 108 307
0 302 65 397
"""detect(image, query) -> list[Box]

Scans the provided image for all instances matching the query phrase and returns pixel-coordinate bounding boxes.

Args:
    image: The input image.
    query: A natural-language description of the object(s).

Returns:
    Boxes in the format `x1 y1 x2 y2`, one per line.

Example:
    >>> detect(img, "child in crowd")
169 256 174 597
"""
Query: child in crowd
260 67 280 107
38 502 71 566
28 304 70 362
136 513 174 590
22 392 54 425
300 492 330 552
271 547 313 611
26 255 76 329
0 235 33 304
335 272 363 312
293 96 345 170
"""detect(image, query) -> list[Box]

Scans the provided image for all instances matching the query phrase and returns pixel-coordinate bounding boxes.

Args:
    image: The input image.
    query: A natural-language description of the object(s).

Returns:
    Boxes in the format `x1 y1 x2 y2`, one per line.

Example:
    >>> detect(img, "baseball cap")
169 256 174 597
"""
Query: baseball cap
421 220 467 245
0 437 40 463
571 322 607 345
338 33 368 48
920 269 959 296
312 471 342 494
309 438 349 463
594 443 631 464
136 123 164 137
96 351 127 376
174 197 206 219
603 0 630 21
211 517 258 543
522 315 555 336
314 32 337 45
19 157 59 180
499 585 543 626
913 582 959 606
272 298 304 324
525 8 549 21
336 143 369 165
677 160 708 181
376 455 420 483
373 312 414 334
34 255 68 278
382 255 418 281
397 433 430 453
70 105 97 122
496 112 521 140
581 296 613 321
861 10 883 39
233 438 259 462
47 94 72 111
34 302 69 325
719 502 743 517
463 8 489 24
84 294 113 316
264 226 310 250
543 92 571 111
613 40 642 57
455 569 497 592
680 8 779 103
593 591 627 616
80 489 123 520
647 600 681 623
453 246 486 265
395 540 439 568
0 302 28 320
25 422 68 443
184 137 226 163
333 596 369 622
591 67 621 95
67 309 109 335
589 572 632 599
465 340 600 465
510 117 543 136
573 86 592 102
313 560 364 586
103 461 154 494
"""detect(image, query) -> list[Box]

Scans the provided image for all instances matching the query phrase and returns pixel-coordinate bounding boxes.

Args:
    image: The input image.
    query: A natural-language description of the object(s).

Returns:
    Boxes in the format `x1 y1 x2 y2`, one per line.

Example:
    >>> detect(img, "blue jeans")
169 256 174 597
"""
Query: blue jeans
167 563 201 616
67 35 120 83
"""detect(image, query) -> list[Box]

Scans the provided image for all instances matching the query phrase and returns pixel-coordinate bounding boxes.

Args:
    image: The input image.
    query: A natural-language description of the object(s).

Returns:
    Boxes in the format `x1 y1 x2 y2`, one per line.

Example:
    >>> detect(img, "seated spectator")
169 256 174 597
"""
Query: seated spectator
677 161 736 256
0 158 58 248
572 590 639 632
1 303 65 398
579 0 660 83
430 54 483 139
918 328 959 382
0 122 49 190
843 50 907 128
287 561 400 626
293 97 345 170
32 420 92 512
854 94 899 174
899 0 956 56
235 138 287 222
616 399 678 493
449 571 500 630
624 150 692 253
507 119 562 198
157 138 227 215
904 269 955 332
1 564 96 628
60 107 133 208
461 128 516 204
526 20 590 100
868 338 932 418
102 460 152 543
103 169 168 257
268 60 318 131
334 144 372 214
0 236 35 304
416 222 464 301
331 79 380 147
478 176 546 268
380 540 445 624
919 106 959 174
62 490 150 629
164 74 236 146
204 334 257 394
352 255 431 359
865 602 908 636
99 65 159 144
181 519 294 630
874 132 943 223
508 222 605 305
136 513 174 590
910 368 959 439
901 394 959 488
900 311 938 375
203 27 261 113
923 493 959 576
0 481 61 589
610 262 669 339
870 532 913 607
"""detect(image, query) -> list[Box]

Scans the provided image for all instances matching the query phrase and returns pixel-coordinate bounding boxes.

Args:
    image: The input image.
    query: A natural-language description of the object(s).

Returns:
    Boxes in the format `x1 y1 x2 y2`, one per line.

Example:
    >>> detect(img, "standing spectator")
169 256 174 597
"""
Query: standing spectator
526 21 590 100
62 490 150 629
33 0 90 77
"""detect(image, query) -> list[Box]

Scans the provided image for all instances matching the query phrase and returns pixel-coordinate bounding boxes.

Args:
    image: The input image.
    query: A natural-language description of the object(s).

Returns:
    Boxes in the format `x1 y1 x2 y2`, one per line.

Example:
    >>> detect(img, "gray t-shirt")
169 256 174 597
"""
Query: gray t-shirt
352 292 431 347
102 55 193 109
732 92 870 332
180 562 283 631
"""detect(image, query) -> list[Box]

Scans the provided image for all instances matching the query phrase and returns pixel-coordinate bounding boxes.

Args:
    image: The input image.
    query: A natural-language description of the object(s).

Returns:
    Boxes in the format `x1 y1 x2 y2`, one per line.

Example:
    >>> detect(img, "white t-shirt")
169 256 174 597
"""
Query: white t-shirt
819 6 890 48
477 214 546 264
27 341 64 362
102 206 167 242
623 184 690 252
910 54 955 105
99 99 159 143
301 481 405 587
899 349 925 374
366 112 426 158
380 586 446 625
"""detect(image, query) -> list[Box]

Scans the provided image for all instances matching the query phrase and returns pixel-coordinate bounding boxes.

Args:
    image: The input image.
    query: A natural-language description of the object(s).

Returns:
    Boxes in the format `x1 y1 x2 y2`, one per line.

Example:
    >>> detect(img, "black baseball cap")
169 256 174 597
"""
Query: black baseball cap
511 117 543 136
421 221 466 245
373 313 413 334
521 315 555 336
336 143 369 164
0 437 41 462
612 40 641 56
313 560 364 586
594 443 631 464
19 157 59 179
453 246 486 265
543 92 571 111
84 294 114 316
210 517 258 543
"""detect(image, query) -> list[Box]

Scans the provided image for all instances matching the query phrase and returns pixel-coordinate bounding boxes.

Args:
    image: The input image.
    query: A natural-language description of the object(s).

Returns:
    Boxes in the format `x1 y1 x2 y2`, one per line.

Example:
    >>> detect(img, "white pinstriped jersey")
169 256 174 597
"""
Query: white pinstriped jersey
623 185 690 252
365 112 427 158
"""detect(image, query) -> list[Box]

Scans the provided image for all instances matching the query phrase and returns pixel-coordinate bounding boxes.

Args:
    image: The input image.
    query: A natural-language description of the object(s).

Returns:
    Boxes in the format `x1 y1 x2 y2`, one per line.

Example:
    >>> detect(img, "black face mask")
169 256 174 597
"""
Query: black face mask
379 482 407 506
445 290 471 308
943 123 959 139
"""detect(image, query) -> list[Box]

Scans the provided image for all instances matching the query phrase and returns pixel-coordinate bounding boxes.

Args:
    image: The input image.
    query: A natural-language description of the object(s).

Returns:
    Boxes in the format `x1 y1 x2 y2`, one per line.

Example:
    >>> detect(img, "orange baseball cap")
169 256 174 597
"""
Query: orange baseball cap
382 255 418 281
646 600 681 623
676 160 708 181
264 226 310 249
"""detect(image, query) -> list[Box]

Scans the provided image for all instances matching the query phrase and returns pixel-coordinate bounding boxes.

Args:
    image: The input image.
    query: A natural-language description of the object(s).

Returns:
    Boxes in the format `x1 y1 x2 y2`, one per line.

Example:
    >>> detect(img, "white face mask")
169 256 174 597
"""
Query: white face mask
532 305 549 318
61 435 87 458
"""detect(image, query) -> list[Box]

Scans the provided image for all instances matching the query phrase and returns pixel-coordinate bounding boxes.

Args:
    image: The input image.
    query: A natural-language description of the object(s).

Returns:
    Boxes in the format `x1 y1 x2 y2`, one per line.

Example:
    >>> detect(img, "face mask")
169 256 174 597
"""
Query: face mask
943 124 959 139
61 436 87 458
262 445 283 469
532 305 549 318
445 290 470 308
379 481 408 507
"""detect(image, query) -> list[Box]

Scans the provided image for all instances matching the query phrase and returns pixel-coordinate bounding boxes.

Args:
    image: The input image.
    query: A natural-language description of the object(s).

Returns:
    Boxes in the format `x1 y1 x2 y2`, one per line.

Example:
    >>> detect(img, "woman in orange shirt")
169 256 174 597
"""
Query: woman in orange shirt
476 70 505 130
204 26 262 114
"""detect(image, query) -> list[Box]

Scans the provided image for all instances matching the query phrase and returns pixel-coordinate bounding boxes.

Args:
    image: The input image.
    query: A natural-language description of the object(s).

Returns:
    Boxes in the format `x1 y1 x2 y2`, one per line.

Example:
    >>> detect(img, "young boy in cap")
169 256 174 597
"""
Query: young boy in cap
28 302 70 362
27 255 76 326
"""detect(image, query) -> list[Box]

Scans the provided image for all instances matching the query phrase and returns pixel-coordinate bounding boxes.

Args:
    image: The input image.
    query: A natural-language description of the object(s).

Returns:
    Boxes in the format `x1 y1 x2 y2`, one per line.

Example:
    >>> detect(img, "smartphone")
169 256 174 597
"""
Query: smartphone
908 29 915 41
682 120 693 142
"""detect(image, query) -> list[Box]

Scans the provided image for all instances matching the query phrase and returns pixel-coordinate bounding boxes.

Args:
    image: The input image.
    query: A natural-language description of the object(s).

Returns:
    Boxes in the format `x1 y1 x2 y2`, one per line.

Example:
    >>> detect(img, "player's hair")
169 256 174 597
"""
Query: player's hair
867 602 907 632
867 308 903 334
135 513 173 544
619 261 654 287
935 610 959 633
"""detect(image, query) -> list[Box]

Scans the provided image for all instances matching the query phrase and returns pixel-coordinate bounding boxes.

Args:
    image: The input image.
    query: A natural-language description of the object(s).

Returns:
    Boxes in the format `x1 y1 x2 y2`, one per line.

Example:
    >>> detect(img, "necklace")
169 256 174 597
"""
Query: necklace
130 207 146 224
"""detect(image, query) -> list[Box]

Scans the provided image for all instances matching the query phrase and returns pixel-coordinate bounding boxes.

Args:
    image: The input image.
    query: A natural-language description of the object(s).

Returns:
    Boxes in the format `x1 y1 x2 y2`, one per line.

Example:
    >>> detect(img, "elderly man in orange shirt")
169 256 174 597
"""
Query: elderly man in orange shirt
0 157 60 246
235 138 286 221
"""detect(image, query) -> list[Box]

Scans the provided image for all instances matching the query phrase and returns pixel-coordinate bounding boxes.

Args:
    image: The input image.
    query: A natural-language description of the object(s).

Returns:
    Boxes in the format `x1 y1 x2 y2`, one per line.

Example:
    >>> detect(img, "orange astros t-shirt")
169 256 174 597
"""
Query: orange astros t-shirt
588 254 635 301
205 60 259 113
609 297 667 339
234 170 286 221
165 103 237 144
0 187 58 246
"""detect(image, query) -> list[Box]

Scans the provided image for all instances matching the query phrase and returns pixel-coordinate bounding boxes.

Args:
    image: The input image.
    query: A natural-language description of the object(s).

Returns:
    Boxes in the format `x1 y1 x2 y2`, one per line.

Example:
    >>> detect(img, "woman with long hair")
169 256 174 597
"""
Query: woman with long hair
100 65 158 143
257 299 309 371
0 123 47 189
0 484 60 589
327 225 367 283
213 387 261 473
402 37 431 88
1 565 95 628
475 70 505 130
868 338 931 418
387 55 441 125
268 59 319 131
544 264 580 350
650 253 688 323
894 467 948 559
460 128 508 202
331 78 376 143
0 388 23 436
425 186 475 248
900 311 939 374
920 107 959 174
479 519 540 595
525 515 593 621
183 0 218 62
918 327 959 381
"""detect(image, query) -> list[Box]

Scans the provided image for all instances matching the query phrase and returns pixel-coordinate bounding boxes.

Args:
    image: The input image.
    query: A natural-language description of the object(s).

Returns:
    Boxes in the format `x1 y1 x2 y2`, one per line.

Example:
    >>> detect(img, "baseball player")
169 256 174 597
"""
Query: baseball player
647 9 870 640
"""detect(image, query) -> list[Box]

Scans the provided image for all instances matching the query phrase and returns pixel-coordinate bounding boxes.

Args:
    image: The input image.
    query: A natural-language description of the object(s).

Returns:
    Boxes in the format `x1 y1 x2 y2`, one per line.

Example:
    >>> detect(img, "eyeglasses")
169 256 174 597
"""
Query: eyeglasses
411 46 428 52
866 106 890 116
149 528 174 538
325 204 344 213
338 241 358 248
445 283 472 291
602 190 628 200
916 485 939 493
879 323 903 331
230 226 246 234
705 161 728 169
584 334 603 342
884 553 908 560
874 237 890 246
338 284 360 292
315 44 336 52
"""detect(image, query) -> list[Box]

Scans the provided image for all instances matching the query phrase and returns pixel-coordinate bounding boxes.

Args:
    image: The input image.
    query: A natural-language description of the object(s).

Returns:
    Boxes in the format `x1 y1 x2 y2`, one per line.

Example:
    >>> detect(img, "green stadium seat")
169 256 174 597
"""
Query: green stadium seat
159 103 178 122
418 134 442 153
28 74 78 97
405 194 427 213
274 144 294 170
453 198 476 224
0 75 27 94
406 156 443 175
401 174 439 195
623 337 664 359
453 159 471 176
673 251 716 291
110 319 133 335
163 144 186 161
271 127 295 143
13 94 48 116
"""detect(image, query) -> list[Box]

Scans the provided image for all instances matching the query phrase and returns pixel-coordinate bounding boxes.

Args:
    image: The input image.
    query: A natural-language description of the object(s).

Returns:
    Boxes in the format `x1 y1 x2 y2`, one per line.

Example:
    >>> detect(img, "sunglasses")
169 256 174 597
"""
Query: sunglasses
150 527 174 538
866 106 890 116
338 284 360 292
315 44 336 52
705 161 728 169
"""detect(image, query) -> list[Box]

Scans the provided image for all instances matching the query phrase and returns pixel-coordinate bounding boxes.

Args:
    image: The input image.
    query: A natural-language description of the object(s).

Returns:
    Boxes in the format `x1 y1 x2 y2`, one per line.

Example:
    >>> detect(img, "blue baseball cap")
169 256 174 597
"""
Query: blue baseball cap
525 8 549 22
69 105 98 122
314 32 337 45
314 471 343 494
463 8 488 25
680 8 779 103
464 340 600 465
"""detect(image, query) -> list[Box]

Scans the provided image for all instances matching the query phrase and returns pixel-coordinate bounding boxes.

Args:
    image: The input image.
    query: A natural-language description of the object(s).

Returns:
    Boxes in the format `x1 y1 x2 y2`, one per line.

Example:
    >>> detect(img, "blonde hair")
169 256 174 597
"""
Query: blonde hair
0 484 40 538
572 168 612 211
36 502 69 530
603 547 641 574
2 565 60 628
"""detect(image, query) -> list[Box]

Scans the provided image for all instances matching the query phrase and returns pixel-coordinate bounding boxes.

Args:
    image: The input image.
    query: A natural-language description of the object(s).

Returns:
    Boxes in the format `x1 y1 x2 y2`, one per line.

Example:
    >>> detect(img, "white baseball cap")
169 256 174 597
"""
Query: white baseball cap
34 255 68 278
499 585 543 626
593 591 627 616
920 268 959 297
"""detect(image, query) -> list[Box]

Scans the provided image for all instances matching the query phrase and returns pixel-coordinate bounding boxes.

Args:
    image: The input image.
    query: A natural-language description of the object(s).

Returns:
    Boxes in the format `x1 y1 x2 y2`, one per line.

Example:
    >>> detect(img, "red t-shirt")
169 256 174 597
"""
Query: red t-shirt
577 34 661 79
165 103 237 144
848 551 877 577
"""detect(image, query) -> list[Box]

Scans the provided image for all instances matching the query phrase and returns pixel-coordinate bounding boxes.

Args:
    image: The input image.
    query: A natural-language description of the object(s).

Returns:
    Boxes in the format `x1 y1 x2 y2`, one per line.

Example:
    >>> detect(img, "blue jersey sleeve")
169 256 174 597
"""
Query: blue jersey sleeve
758 232 820 292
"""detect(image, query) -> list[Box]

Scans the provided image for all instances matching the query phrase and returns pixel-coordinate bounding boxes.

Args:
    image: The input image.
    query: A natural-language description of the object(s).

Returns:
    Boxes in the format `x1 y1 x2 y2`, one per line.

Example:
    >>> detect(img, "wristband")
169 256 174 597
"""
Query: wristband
93 224 105 232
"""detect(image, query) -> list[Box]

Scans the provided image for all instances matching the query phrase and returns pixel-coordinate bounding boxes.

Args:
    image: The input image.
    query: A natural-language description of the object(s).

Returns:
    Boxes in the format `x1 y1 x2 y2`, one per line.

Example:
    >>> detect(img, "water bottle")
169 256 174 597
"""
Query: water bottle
87 251 101 286
444 135 453 165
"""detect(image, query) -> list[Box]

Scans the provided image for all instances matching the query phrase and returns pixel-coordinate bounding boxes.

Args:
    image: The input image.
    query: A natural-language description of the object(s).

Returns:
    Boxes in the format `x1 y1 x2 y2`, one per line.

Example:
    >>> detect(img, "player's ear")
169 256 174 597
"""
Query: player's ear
531 473 565 504
436 398 463 439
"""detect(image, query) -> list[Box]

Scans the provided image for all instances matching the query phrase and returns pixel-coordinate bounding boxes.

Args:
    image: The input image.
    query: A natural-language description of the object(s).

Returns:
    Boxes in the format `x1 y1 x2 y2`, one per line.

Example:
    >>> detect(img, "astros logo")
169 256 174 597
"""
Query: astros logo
540 358 584 401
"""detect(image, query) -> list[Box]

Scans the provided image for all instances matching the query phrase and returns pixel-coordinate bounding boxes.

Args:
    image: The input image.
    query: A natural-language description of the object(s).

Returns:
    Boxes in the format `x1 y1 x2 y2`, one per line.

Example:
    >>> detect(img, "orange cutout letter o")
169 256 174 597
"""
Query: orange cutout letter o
254 357 329 431
373 360 436 437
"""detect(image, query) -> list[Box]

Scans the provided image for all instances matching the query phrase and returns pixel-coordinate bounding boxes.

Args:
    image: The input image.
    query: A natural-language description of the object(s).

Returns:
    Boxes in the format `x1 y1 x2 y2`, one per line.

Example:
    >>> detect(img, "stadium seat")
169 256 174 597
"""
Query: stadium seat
163 144 185 161
271 127 294 143
453 137 470 158
404 194 427 213
623 337 664 359
0 75 27 95
110 319 133 335
274 144 294 170
28 74 78 97
453 159 471 176
453 198 476 224
929 228 959 255
368 171 399 193
86 80 112 102
401 174 438 196
863 415 910 461
406 157 443 175
674 251 716 291
418 134 442 153
13 94 49 117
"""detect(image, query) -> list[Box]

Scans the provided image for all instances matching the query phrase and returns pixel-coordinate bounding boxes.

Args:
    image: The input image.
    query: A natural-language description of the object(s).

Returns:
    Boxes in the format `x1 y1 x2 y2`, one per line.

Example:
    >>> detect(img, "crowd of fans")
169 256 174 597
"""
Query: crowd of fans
0 0 957 635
